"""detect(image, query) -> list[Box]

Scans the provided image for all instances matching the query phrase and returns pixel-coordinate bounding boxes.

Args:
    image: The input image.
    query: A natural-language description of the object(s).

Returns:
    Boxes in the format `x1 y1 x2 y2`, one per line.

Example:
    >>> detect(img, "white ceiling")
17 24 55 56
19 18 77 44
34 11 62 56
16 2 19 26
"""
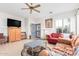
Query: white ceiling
0 3 79 18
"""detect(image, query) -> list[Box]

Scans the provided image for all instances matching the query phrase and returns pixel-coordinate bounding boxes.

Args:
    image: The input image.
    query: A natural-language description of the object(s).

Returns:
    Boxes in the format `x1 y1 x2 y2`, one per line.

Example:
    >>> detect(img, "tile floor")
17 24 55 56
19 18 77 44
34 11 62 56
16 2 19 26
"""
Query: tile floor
0 39 55 56
0 39 30 56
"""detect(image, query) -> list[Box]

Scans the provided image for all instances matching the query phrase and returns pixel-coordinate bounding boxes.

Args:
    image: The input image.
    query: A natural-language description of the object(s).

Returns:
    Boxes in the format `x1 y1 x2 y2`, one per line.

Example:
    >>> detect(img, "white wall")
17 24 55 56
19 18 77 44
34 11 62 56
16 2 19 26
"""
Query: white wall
70 16 76 34
27 10 77 39
76 9 79 35
27 15 42 38
77 15 79 35
27 15 56 39
41 10 76 36
0 12 26 36
41 18 56 38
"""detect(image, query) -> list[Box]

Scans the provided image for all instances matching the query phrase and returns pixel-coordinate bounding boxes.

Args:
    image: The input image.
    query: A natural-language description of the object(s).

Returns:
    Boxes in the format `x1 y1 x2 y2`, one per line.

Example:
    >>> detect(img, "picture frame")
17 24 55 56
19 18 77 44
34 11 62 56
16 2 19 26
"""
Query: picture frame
45 18 52 28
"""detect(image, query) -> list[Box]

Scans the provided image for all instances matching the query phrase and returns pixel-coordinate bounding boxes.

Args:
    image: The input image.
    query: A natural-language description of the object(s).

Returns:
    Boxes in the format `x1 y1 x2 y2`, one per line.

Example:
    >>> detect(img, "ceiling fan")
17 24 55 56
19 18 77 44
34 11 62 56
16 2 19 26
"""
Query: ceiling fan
22 3 40 14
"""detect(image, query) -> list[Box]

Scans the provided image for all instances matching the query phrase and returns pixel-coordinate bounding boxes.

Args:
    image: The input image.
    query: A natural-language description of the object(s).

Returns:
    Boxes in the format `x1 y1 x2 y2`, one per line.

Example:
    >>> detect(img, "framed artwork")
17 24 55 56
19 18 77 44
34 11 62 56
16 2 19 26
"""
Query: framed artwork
45 18 52 28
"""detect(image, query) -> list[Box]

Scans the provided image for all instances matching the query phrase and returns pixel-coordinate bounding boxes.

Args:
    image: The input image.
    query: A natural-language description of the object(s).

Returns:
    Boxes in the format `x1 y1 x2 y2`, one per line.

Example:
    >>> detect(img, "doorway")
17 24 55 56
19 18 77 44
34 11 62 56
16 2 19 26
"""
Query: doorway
31 24 41 38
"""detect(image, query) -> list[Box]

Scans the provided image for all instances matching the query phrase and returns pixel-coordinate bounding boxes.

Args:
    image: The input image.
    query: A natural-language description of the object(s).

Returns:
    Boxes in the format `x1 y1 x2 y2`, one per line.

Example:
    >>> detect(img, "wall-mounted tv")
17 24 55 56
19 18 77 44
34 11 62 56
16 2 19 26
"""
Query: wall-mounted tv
7 18 21 27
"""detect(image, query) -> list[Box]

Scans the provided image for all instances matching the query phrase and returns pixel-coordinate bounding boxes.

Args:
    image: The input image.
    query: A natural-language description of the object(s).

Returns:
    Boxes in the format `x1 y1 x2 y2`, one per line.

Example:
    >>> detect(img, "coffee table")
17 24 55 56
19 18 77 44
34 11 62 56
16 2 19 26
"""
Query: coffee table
21 40 53 56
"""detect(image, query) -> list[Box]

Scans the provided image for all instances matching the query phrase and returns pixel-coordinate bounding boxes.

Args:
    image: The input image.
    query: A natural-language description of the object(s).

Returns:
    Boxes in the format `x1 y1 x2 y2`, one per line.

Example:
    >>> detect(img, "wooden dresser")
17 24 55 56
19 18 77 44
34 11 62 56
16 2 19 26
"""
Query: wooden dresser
8 27 21 42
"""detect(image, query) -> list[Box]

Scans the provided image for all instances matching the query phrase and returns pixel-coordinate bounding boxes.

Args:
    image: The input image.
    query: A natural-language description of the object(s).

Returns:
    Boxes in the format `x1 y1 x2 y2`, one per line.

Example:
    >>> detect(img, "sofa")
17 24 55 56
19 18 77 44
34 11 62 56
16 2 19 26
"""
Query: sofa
52 36 79 56
46 33 64 44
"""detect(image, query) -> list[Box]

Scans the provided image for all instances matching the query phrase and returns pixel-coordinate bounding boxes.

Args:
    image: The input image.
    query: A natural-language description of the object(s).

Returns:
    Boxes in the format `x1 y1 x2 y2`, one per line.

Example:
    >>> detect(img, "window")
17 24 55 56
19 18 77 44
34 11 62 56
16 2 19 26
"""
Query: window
55 18 70 33
55 19 63 33
63 18 70 33
56 19 62 28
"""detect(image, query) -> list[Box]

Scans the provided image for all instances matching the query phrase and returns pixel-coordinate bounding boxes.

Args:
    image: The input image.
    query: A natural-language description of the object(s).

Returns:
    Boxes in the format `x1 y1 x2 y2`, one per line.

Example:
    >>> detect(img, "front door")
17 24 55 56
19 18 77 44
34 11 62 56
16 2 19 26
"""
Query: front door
36 24 41 38
31 24 41 38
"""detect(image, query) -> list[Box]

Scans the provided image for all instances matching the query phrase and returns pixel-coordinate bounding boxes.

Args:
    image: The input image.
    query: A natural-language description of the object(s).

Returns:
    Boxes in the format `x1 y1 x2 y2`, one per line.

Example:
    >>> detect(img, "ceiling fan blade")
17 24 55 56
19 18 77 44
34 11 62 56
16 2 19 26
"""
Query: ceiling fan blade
30 9 32 14
25 3 30 7
33 8 40 13
21 8 29 10
33 4 40 8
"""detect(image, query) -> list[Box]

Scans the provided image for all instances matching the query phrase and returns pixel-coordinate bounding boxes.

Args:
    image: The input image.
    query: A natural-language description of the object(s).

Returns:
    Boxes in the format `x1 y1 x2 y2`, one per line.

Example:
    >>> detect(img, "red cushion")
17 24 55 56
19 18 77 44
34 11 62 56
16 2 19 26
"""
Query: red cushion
51 33 60 38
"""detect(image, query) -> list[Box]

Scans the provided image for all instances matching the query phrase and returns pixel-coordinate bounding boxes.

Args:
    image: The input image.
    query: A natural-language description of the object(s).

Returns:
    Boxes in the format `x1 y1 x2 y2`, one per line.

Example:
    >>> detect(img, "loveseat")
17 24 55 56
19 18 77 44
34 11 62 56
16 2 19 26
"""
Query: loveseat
46 33 64 44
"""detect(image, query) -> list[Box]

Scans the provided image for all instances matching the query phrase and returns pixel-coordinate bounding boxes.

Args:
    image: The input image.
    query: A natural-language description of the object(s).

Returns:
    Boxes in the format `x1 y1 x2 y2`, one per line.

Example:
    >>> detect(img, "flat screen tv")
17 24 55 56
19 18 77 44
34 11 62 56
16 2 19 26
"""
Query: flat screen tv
7 18 21 27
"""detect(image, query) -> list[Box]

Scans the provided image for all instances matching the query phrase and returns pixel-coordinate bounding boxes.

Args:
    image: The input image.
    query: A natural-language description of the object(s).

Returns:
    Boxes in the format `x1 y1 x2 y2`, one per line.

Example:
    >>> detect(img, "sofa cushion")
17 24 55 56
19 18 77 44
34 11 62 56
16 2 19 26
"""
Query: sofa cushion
51 33 59 38
53 43 74 56
51 33 64 38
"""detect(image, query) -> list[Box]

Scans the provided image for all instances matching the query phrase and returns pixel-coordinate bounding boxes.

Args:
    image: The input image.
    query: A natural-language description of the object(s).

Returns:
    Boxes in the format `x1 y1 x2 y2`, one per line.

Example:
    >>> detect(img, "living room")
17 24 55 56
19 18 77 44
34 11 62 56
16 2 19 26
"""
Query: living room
0 3 79 56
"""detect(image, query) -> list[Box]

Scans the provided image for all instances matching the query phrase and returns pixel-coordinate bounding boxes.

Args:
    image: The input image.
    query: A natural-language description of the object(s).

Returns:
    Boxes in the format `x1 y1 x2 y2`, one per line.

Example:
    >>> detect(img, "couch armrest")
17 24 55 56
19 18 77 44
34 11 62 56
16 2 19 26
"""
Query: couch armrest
58 39 71 45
